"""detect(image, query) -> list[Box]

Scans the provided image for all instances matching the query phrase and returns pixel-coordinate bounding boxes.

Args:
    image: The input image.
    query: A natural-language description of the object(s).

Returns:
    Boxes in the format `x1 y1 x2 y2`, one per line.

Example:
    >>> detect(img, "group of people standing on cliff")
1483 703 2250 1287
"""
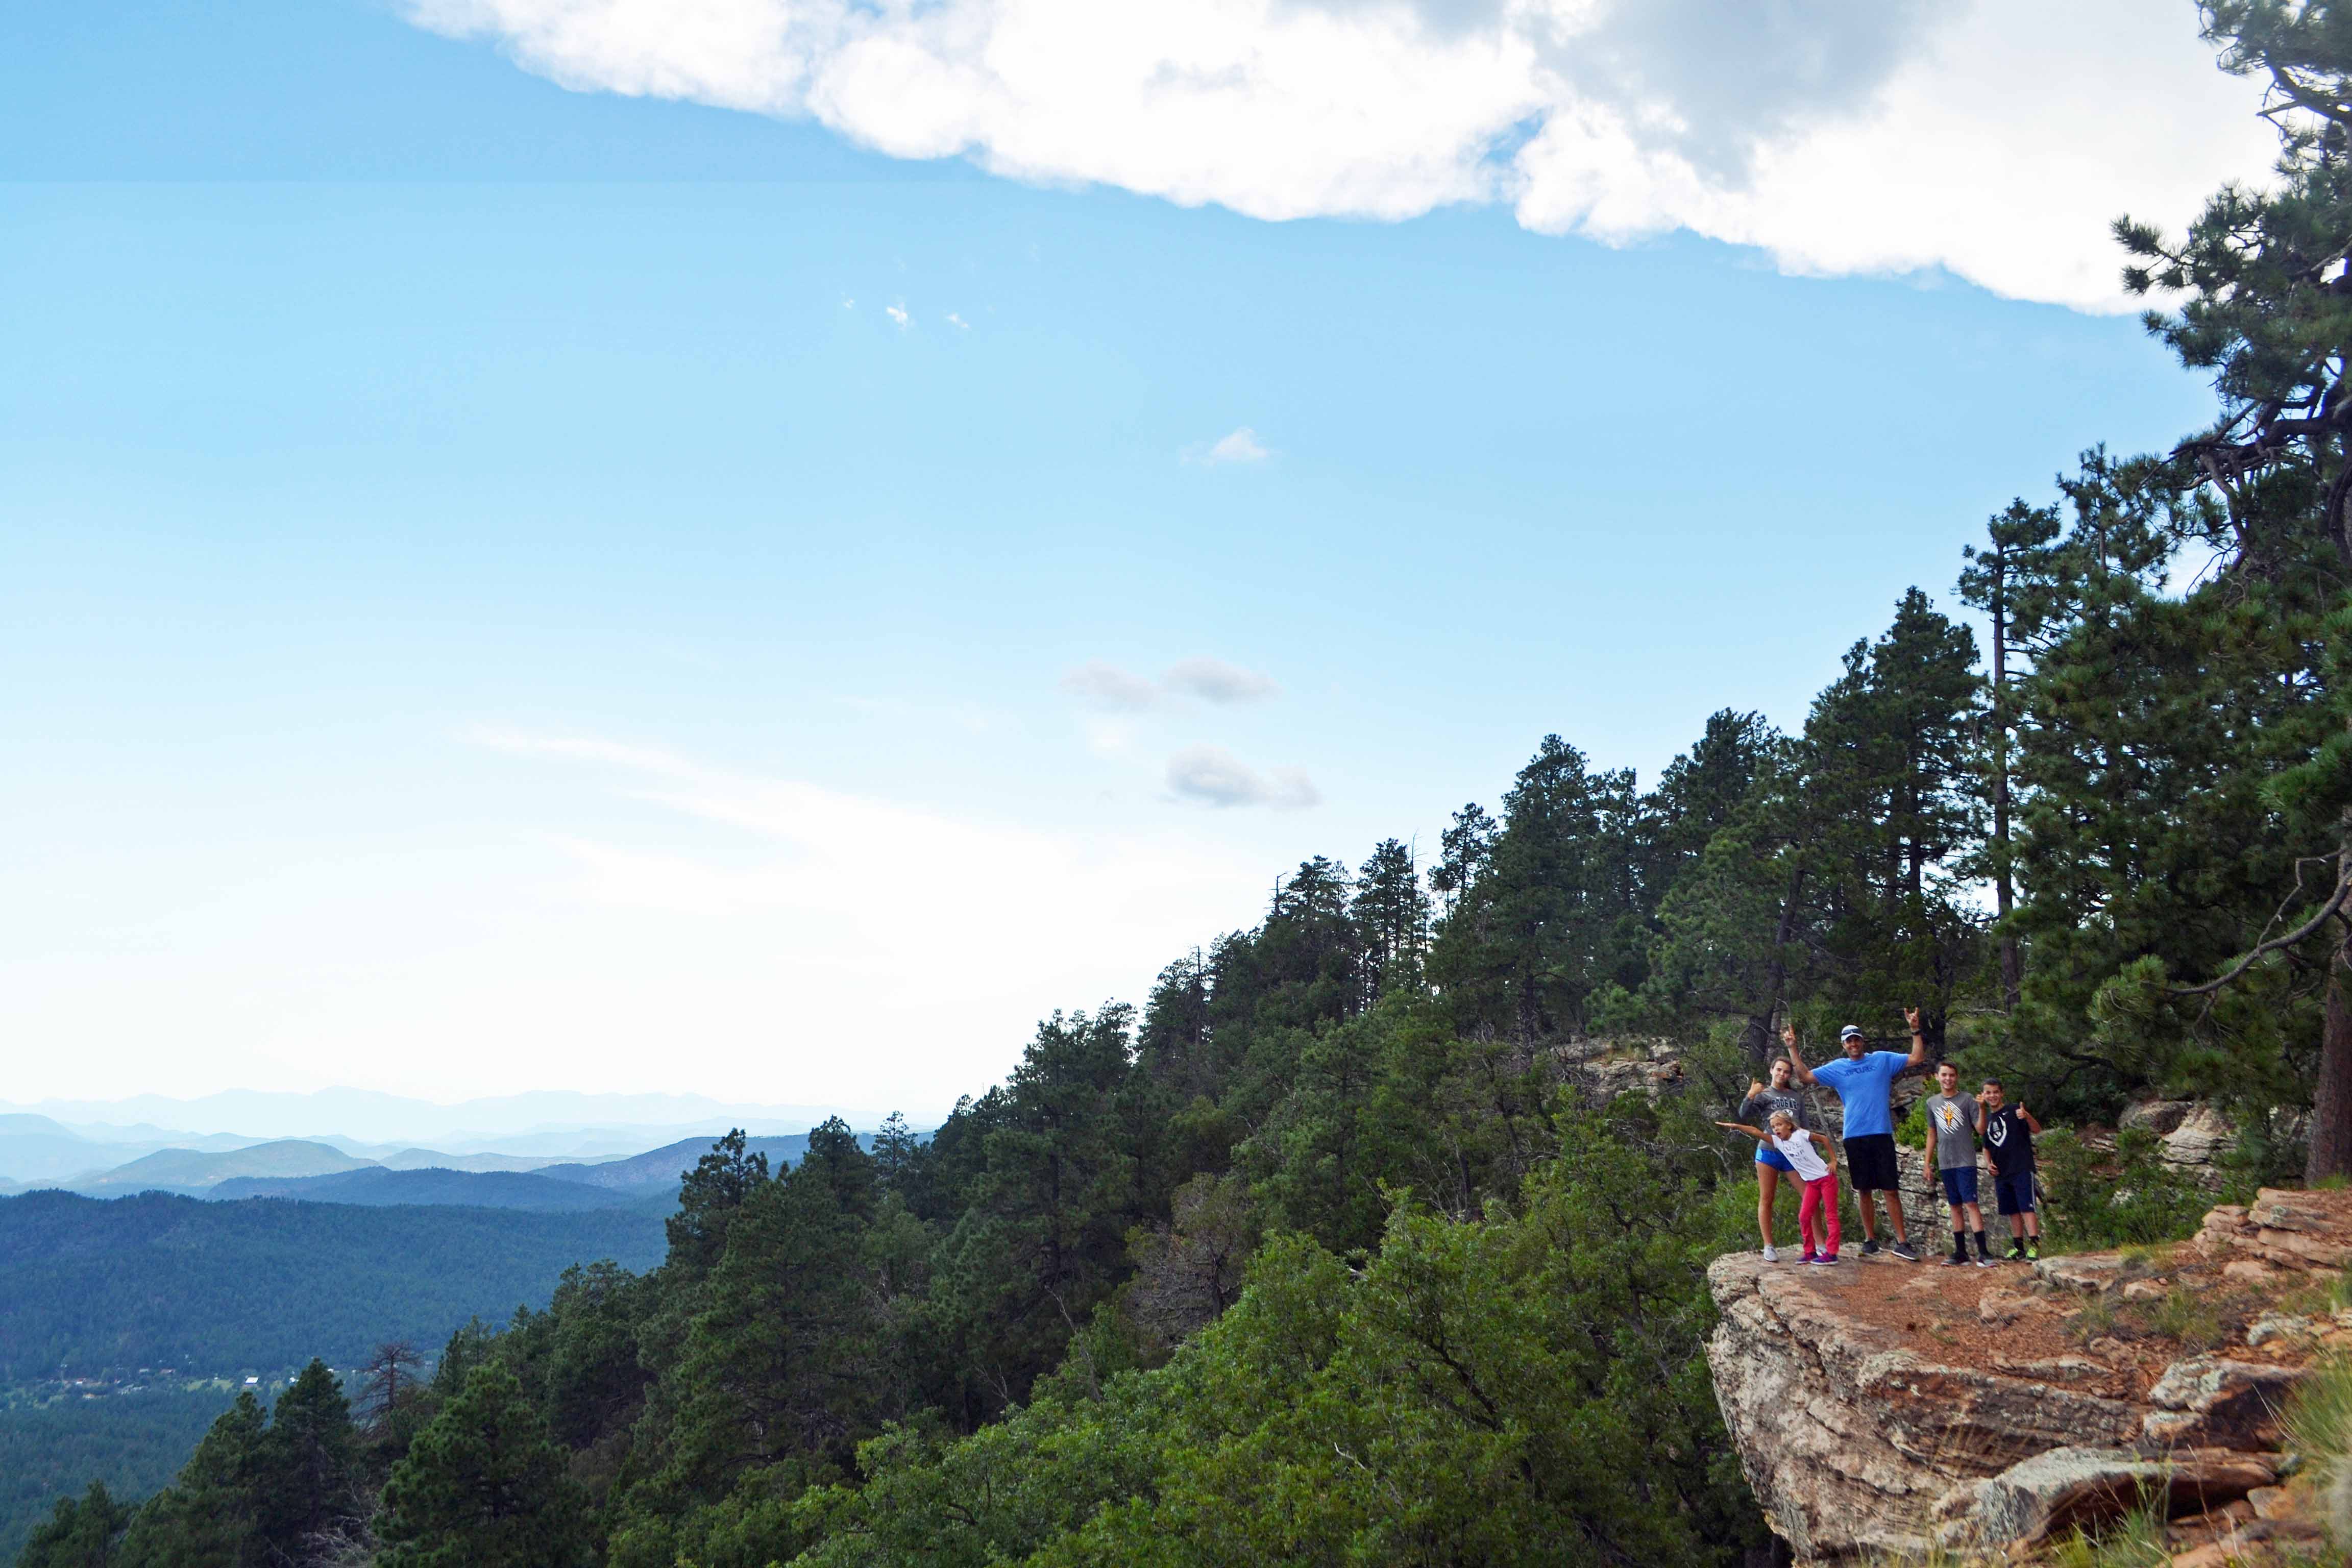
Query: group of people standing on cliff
1713 1009 2044 1269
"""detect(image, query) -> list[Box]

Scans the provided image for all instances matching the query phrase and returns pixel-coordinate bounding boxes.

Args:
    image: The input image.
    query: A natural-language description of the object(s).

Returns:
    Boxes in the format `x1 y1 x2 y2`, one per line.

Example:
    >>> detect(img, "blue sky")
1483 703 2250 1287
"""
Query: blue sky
0 0 2270 1119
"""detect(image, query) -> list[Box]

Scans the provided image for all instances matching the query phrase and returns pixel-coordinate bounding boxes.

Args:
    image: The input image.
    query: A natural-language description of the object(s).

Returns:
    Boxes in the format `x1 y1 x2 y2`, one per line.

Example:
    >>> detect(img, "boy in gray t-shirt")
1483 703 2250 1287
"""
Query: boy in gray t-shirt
1922 1062 1993 1265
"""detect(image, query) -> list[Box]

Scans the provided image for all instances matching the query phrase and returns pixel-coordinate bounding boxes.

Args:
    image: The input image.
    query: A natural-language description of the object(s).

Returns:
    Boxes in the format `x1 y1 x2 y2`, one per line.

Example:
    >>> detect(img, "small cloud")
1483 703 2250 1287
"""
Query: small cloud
945 312 969 330
1165 745 1319 810
842 297 855 309
1203 427 1269 464
1061 660 1159 711
1164 657 1279 705
1083 717 1139 760
885 304 911 328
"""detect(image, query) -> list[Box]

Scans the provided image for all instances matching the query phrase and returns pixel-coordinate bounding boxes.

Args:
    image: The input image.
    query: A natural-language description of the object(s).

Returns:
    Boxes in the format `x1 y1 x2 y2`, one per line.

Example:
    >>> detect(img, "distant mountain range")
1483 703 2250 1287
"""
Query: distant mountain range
0 1093 895 1195
0 1089 873 1147
207 1167 664 1212
531 1134 826 1190
76 1140 374 1193
0 1130 849 1211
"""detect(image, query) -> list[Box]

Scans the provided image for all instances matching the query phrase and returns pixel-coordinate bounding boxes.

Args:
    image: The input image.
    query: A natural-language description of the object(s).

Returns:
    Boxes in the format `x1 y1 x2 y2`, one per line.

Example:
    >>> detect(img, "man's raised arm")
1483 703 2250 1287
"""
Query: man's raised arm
1782 1022 1819 1087
1901 1007 1928 1069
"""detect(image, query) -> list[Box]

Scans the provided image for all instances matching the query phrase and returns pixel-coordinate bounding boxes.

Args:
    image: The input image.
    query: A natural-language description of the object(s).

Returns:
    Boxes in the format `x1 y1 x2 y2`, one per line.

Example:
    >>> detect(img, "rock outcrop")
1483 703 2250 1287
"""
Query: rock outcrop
2118 1098 2309 1185
1706 1187 2352 1562
1548 1037 1684 1102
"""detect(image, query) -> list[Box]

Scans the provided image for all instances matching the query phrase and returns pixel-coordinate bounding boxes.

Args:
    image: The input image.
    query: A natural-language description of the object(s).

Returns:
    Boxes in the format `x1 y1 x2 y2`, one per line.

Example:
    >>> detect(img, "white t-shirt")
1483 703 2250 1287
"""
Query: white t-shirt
1767 1128 1830 1183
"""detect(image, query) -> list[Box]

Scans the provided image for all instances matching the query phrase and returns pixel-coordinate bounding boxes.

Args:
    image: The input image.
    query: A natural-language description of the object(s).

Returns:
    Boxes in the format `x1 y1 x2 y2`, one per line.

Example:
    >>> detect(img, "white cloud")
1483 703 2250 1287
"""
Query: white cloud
885 303 911 327
0 728 1283 1117
1165 743 1320 809
400 0 2275 310
472 731 1267 1108
946 311 970 329
1083 716 1141 759
1200 426 1271 464
1164 656 1278 703
1062 659 1161 710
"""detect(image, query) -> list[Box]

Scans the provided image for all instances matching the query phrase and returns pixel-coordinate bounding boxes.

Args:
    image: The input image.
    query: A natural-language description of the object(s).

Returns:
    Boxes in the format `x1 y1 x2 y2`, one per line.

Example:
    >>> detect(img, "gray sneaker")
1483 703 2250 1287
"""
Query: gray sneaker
1860 1238 1881 1256
1889 1240 1921 1262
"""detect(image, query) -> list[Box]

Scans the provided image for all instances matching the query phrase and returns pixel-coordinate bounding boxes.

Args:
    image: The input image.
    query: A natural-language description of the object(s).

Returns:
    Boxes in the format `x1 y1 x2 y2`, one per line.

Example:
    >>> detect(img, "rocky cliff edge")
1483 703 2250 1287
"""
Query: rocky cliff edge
1706 1187 2352 1563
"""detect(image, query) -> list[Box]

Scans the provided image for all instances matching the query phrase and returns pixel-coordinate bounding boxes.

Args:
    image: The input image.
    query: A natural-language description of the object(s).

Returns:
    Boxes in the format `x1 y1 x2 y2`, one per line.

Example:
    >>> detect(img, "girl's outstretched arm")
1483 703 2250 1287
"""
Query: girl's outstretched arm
1715 1119 1767 1141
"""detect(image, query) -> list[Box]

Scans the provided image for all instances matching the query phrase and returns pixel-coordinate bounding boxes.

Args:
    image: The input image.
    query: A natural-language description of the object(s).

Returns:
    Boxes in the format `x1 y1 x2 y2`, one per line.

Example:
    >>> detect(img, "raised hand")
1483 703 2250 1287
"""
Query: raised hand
1903 1006 1922 1034
1781 1023 1797 1049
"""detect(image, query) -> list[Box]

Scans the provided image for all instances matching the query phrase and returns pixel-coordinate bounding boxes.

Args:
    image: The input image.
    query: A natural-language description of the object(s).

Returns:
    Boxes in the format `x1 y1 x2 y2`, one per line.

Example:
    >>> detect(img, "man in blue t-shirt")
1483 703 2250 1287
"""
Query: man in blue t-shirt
1786 1009 1929 1261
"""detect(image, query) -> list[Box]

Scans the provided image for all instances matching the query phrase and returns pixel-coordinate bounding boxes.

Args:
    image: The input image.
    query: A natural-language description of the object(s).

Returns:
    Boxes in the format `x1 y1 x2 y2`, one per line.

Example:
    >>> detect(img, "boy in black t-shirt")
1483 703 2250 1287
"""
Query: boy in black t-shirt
1977 1079 2042 1261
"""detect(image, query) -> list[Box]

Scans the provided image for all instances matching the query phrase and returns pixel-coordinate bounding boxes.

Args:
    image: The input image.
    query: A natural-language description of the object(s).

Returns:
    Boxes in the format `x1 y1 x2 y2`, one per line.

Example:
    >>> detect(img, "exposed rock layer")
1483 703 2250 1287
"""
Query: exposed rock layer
1706 1187 2352 1562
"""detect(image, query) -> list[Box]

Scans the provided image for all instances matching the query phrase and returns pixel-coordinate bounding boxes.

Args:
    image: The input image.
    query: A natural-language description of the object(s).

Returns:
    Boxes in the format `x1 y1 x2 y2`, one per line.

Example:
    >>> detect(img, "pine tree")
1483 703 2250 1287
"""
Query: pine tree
665 1130 772 1276
1430 736 1644 1042
1800 590 1984 1045
1351 838 1430 1002
116 1391 265 1568
254 1360 361 1559
1136 950 1219 1100
1428 802 1496 916
1637 708 1773 900
377 1362 589 1568
871 1111 922 1192
16 1482 129 1568
2109 1 2352 1174
1958 499 2065 1007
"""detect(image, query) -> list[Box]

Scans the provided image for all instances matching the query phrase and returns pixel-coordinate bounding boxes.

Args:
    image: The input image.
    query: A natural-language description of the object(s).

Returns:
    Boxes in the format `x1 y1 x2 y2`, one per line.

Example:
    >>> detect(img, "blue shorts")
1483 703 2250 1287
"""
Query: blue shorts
1994 1169 2037 1215
1755 1145 1794 1172
1939 1166 1979 1206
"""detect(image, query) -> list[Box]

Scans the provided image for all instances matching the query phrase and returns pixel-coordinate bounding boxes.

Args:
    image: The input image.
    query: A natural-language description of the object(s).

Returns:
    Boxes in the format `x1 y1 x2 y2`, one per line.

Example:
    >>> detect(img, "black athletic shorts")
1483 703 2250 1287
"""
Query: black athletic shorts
1844 1132 1900 1193
1994 1169 2037 1215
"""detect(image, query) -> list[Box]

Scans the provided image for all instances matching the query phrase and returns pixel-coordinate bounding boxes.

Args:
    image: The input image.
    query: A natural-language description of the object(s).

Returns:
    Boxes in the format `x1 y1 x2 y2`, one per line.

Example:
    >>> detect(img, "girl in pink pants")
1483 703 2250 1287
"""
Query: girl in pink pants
1795 1163 1841 1261
1718 1112 1844 1264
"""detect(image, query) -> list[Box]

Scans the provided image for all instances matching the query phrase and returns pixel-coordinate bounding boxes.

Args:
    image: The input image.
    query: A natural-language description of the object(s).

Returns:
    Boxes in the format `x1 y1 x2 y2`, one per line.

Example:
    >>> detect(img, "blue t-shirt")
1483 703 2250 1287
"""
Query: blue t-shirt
1810 1050 1909 1138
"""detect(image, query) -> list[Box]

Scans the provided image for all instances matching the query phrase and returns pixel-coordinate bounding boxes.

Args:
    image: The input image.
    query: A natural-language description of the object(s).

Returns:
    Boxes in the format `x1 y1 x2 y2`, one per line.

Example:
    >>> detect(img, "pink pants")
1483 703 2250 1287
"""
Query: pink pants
1799 1172 1841 1255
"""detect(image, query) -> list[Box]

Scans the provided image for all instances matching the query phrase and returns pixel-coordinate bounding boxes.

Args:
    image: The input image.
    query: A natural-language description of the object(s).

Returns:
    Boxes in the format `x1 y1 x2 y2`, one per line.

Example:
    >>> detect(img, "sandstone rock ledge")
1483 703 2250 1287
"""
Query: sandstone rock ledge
1705 1187 2352 1563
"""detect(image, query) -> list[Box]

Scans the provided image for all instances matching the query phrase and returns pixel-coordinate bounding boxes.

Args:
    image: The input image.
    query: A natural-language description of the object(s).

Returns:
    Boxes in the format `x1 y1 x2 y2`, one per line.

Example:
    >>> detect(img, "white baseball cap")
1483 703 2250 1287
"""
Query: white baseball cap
1839 1025 1864 1041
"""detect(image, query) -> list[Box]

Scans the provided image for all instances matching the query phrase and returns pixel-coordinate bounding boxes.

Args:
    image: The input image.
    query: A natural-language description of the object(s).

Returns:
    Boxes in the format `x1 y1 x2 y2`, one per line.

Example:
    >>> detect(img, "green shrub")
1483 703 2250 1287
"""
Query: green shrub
2036 1129 2207 1250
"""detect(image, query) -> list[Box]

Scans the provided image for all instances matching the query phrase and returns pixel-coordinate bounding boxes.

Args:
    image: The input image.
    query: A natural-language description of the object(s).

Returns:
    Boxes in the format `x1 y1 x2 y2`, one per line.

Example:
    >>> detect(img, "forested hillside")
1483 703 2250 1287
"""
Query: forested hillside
204 1169 657 1212
0 1193 666 1375
26 8 2352 1567
0 1399 235 1565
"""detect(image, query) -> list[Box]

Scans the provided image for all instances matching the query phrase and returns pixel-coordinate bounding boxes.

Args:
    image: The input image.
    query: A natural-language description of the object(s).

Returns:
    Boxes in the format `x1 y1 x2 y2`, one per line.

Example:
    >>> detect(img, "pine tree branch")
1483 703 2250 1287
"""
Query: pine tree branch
2167 861 2351 997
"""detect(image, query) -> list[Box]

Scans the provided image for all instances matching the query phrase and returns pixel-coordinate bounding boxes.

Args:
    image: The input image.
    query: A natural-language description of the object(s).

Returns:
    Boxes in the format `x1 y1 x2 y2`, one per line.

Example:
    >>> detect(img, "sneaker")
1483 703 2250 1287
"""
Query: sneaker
2024 1241 2040 1261
1798 1250 1818 1264
1813 1252 1839 1264
1975 1255 1997 1268
1941 1252 1967 1266
1761 1244 1779 1262
1889 1240 1921 1262
2005 1243 2026 1262
1860 1238 1881 1257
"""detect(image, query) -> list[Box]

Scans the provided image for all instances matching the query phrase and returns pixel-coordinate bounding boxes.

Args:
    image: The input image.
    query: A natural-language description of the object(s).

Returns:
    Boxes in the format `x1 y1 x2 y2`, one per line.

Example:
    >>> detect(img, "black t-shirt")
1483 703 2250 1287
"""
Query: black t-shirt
1983 1106 2035 1176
